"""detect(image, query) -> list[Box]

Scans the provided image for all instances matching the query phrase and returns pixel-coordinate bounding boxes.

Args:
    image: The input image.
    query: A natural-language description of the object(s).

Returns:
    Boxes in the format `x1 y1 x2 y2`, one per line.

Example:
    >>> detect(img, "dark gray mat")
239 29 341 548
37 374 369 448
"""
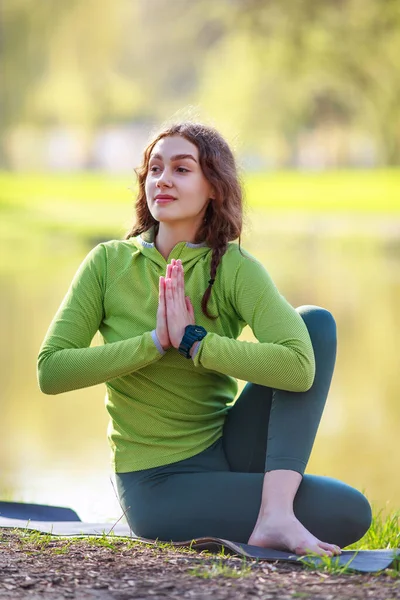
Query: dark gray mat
0 501 80 522
0 502 398 573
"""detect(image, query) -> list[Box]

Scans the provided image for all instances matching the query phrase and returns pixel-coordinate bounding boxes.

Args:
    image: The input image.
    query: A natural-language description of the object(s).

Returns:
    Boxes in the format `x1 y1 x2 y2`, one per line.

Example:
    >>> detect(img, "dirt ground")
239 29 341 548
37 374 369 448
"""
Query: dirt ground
0 530 399 600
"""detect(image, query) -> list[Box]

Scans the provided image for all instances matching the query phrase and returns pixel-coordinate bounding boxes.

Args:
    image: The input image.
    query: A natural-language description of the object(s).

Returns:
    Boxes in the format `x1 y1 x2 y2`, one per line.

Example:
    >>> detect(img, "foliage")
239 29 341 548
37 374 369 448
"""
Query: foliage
224 0 400 164
1 0 400 164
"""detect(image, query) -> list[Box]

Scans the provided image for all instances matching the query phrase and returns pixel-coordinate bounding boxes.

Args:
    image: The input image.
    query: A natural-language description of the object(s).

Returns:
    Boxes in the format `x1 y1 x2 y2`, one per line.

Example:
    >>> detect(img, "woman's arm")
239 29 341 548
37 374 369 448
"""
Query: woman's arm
37 244 164 395
192 254 316 392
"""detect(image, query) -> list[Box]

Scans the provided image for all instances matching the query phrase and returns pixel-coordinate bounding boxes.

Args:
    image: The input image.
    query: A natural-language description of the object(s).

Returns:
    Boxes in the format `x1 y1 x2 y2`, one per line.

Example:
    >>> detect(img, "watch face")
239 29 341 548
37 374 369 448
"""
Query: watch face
194 327 206 334
183 325 207 341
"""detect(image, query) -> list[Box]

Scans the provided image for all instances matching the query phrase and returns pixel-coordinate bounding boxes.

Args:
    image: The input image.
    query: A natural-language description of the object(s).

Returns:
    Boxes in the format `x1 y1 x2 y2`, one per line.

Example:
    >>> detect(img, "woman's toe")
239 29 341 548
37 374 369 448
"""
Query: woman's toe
318 541 340 555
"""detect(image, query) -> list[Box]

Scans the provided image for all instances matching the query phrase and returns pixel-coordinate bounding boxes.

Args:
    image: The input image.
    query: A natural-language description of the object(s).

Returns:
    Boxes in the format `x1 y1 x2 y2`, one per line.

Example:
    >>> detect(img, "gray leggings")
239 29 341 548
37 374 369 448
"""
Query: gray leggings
116 306 372 546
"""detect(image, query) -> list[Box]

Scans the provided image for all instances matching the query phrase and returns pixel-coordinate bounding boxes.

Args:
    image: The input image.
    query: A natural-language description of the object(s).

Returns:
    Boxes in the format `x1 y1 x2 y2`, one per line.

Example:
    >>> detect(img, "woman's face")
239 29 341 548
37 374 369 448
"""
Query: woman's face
145 135 213 228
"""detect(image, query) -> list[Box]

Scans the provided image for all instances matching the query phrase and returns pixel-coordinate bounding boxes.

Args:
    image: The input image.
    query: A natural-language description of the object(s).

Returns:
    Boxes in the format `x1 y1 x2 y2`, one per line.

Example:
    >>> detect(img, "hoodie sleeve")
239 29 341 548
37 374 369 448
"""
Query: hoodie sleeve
37 244 164 395
192 253 315 392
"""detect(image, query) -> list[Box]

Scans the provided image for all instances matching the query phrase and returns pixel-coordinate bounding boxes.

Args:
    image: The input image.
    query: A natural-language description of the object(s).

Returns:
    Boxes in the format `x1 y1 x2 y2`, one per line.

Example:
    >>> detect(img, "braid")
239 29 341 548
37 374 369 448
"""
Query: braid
201 244 227 320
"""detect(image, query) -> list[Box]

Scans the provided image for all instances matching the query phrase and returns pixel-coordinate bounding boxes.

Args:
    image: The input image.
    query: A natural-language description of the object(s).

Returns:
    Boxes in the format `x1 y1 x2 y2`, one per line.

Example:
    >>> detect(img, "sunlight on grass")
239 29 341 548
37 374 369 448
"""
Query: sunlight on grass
298 508 399 577
246 169 400 213
347 508 399 551
299 552 359 575
188 558 252 579
1 170 399 219
13 528 54 550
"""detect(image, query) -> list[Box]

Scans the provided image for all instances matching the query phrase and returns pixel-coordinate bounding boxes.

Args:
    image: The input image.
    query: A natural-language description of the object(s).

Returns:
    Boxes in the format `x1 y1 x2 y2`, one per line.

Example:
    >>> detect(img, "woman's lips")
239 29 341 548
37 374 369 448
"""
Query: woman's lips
155 198 175 204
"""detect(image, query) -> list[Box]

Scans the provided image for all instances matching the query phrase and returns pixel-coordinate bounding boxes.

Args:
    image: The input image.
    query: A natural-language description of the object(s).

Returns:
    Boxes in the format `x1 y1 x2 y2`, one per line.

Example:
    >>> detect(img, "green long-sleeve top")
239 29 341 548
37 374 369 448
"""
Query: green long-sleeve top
37 225 315 472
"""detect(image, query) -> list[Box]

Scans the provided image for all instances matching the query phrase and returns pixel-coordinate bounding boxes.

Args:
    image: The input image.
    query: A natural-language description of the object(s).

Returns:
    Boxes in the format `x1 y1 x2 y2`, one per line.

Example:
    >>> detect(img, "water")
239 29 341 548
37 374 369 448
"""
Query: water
1 210 399 519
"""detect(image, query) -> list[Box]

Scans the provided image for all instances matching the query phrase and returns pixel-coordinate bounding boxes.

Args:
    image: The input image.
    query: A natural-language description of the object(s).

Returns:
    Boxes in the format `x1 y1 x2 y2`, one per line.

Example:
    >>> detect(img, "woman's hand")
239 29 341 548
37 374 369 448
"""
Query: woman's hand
165 259 195 349
156 265 172 351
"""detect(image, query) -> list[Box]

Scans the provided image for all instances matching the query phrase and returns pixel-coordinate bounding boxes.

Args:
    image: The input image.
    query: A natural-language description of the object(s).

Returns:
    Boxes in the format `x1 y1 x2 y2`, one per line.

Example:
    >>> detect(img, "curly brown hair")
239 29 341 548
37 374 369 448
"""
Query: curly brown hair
125 122 245 319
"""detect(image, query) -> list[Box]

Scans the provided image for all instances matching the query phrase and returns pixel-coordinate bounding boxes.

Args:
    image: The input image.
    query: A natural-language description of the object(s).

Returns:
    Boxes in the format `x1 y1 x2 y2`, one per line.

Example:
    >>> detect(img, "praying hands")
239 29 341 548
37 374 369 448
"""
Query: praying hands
156 259 195 351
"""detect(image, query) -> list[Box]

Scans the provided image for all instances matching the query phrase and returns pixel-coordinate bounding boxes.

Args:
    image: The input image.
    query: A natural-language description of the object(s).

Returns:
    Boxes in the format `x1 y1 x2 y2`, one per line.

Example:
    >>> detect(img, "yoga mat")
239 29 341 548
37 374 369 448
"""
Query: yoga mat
0 501 80 522
0 502 398 573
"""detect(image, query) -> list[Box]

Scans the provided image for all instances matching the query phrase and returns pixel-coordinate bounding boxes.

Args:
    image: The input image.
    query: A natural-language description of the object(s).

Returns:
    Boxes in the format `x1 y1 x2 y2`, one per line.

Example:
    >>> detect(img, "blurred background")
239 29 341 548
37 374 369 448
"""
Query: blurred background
1 0 399 522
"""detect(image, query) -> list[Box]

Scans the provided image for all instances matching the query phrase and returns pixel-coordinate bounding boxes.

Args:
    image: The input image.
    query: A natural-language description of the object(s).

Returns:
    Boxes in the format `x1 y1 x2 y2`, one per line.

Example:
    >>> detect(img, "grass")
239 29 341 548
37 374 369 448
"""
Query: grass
246 169 400 213
348 508 400 551
13 529 55 550
0 170 399 244
297 507 399 577
7 527 195 554
1 169 399 213
188 558 252 579
299 549 399 578
299 551 362 575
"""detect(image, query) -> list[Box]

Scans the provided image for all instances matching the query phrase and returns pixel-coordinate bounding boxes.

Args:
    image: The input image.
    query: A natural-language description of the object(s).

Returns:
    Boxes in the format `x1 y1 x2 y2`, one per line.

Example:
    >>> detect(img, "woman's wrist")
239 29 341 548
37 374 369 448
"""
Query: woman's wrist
151 330 167 355
189 341 200 358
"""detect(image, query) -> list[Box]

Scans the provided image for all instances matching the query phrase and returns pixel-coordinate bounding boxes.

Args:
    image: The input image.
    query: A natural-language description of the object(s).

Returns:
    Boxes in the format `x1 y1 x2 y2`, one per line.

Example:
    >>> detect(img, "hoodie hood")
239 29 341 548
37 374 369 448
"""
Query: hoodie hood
130 225 211 268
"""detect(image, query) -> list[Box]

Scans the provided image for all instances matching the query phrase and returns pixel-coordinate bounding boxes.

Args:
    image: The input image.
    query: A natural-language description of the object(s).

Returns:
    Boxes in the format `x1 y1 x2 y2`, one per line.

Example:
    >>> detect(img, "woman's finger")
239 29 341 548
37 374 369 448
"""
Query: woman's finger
185 297 195 323
171 265 179 300
159 276 168 317
156 276 171 349
185 296 194 321
178 265 188 312
177 263 184 294
178 262 186 301
159 276 165 308
165 277 173 303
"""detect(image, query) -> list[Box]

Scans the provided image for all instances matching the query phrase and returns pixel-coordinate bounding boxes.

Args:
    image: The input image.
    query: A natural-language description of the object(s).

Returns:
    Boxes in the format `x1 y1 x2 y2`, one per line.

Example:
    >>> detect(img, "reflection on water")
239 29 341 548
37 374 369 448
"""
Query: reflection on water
1 211 399 520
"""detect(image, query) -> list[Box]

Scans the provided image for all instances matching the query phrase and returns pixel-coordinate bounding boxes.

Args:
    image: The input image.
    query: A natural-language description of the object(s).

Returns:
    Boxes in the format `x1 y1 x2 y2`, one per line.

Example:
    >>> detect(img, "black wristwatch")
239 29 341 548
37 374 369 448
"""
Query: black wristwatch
178 325 207 359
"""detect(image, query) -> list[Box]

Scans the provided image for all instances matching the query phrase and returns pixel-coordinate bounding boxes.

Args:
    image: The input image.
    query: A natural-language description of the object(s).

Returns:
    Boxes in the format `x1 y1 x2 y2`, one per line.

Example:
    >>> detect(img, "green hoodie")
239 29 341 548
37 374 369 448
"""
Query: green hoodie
37 226 315 472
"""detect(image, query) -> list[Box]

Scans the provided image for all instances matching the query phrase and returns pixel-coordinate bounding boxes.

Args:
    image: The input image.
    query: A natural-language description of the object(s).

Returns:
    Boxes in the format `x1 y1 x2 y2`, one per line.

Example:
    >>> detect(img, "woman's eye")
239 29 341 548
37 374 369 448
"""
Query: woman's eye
177 167 189 173
149 166 161 173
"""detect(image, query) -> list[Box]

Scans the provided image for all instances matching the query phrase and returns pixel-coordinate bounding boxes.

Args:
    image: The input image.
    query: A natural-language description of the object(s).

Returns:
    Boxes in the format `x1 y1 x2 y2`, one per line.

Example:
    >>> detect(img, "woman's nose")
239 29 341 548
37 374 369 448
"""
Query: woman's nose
156 170 172 188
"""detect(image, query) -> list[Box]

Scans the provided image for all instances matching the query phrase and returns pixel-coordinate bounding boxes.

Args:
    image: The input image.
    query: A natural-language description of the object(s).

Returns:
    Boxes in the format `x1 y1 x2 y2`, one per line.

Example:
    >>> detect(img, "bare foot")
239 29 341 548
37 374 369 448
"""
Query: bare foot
247 513 341 556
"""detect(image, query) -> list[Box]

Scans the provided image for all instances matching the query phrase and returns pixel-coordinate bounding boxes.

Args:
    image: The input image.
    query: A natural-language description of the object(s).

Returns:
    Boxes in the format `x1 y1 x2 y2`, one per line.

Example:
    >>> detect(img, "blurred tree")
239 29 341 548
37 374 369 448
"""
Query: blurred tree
115 0 228 121
11 0 143 125
0 0 227 166
231 0 400 164
1 0 399 166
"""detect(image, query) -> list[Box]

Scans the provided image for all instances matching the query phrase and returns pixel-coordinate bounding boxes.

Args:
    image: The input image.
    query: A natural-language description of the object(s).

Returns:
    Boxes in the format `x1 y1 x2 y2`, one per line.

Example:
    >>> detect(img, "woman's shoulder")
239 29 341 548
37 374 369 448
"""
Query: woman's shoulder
88 236 141 258
222 242 261 271
78 238 142 279
75 237 143 290
221 242 273 291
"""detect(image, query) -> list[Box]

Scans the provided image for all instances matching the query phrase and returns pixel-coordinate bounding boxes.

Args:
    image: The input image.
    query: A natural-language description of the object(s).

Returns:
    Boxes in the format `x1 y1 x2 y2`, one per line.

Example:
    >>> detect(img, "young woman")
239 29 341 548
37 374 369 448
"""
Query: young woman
38 122 371 556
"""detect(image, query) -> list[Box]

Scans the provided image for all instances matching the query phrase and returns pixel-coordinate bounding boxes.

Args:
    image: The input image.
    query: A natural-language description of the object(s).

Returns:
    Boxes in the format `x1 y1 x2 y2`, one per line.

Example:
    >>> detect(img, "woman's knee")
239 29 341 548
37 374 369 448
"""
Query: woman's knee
342 490 372 545
295 475 372 547
296 305 337 346
328 484 372 546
